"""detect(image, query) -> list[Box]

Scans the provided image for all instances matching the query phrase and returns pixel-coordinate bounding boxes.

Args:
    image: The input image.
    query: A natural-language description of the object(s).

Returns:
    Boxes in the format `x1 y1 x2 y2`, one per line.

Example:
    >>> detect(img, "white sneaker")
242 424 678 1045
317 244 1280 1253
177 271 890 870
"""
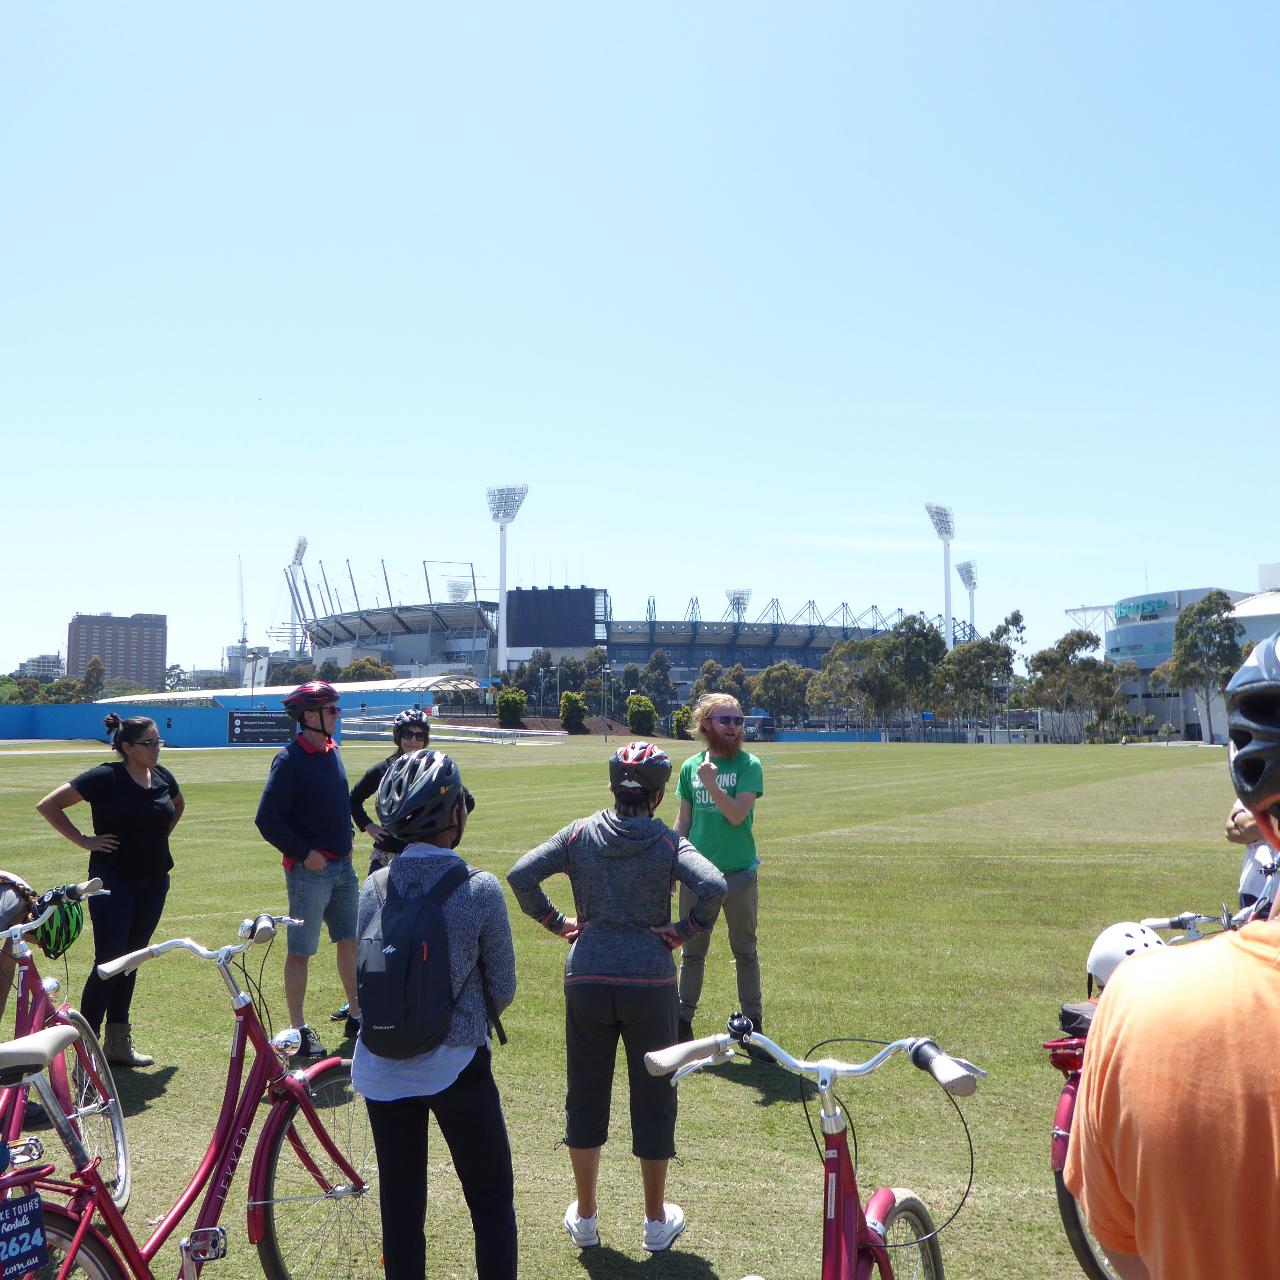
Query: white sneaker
643 1202 686 1252
564 1200 599 1248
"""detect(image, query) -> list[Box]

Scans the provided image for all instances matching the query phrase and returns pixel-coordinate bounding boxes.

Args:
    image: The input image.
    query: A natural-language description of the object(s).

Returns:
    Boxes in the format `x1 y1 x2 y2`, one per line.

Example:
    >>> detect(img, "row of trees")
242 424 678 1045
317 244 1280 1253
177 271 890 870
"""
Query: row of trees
0 657 148 705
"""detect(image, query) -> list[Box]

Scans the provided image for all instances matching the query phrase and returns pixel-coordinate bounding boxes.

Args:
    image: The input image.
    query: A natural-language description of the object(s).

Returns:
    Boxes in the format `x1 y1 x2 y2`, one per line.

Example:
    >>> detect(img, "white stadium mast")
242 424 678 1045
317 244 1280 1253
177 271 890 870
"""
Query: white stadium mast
486 485 528 677
289 536 308 660
924 504 955 650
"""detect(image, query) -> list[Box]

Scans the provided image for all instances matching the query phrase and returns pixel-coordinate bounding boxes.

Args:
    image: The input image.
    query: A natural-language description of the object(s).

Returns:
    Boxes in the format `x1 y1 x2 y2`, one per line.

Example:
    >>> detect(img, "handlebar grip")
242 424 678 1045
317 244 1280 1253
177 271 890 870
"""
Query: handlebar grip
1140 917 1176 930
97 947 154 980
251 915 278 944
68 878 104 900
909 1038 980 1098
645 1035 730 1076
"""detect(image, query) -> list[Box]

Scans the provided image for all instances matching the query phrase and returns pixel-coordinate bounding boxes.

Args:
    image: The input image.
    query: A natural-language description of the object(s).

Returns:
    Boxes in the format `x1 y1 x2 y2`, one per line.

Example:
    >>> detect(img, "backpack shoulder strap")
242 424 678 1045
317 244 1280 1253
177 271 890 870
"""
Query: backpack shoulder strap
426 861 471 906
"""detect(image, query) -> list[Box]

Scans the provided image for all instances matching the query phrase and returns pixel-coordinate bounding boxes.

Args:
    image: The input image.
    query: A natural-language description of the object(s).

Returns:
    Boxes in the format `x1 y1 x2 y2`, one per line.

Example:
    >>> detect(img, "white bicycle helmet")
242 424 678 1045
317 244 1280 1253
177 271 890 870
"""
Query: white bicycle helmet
1086 922 1164 996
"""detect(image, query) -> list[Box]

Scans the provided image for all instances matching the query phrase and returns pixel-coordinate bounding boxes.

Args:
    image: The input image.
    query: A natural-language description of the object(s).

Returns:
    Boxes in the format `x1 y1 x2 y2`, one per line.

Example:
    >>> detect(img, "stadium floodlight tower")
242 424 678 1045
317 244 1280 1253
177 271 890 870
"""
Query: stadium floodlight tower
956 560 977 638
486 484 529 676
288 536 308 660
725 588 752 623
924 504 955 650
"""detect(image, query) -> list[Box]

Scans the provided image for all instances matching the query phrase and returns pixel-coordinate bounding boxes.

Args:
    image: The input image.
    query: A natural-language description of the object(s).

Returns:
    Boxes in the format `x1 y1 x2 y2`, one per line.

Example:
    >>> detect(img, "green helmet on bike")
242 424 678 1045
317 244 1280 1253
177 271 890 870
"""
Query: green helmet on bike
34 889 84 959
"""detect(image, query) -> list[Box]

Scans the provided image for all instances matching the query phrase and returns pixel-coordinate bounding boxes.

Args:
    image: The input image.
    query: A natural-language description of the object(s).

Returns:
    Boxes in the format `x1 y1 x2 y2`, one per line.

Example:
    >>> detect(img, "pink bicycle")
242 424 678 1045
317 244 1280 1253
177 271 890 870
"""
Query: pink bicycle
646 1013 984 1279
0 912 378 1280
0 879 129 1210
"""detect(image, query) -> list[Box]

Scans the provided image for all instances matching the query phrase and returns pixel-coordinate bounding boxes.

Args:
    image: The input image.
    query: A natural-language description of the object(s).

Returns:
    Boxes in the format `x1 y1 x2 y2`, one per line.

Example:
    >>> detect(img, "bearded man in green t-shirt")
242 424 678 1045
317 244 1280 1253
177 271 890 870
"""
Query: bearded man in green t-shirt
674 693 766 1045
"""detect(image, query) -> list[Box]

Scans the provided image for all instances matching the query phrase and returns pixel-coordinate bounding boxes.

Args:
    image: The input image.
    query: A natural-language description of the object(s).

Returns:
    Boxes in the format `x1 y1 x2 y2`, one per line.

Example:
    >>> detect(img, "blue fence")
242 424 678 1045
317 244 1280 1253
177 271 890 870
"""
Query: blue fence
0 693 436 750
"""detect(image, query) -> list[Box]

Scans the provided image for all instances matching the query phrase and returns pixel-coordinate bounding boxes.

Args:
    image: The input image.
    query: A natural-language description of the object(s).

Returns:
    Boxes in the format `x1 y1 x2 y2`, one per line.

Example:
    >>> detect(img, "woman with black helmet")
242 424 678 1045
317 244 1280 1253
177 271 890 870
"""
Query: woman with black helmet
507 742 726 1257
355 749 516 1280
350 709 433 879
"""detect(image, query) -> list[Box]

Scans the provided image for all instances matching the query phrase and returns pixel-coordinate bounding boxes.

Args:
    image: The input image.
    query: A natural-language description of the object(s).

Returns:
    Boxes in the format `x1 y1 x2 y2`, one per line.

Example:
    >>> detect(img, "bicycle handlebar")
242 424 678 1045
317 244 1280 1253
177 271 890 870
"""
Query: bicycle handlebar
644 1026 986 1098
1140 911 1218 931
644 1034 734 1074
0 879 106 945
96 914 302 980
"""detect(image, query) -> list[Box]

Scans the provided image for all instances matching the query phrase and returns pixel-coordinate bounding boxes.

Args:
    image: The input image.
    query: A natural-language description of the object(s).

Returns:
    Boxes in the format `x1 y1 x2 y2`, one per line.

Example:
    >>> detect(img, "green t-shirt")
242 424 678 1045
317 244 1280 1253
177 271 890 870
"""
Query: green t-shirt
676 748 764 873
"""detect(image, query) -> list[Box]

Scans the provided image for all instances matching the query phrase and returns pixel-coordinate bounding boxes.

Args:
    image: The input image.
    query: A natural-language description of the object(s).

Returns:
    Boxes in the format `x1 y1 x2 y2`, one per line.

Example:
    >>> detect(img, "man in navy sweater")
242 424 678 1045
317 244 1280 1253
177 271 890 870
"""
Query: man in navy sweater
255 681 360 1057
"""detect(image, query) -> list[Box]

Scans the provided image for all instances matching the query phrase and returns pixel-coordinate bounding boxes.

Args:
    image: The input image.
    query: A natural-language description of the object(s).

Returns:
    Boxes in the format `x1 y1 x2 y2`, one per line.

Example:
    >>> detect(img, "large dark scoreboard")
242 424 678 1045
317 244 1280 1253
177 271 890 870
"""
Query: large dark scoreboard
505 587 597 648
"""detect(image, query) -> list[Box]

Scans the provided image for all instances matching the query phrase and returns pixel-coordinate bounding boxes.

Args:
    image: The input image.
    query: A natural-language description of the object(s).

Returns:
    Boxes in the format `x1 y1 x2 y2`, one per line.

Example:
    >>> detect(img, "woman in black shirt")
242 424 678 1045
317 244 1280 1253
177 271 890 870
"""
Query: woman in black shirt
349 709 431 879
36 713 183 1067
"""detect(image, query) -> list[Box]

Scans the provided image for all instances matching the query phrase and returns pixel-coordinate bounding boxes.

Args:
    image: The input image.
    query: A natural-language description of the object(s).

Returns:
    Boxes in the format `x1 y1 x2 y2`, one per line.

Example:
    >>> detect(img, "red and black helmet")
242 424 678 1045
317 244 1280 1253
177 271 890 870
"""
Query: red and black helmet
609 741 672 795
283 680 340 720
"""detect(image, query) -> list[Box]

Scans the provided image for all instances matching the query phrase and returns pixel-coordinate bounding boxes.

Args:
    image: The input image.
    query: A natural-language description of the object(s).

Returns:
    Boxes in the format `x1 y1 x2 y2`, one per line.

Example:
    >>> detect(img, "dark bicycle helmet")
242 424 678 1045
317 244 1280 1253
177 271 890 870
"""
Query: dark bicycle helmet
392 709 431 742
1226 632 1280 814
282 681 339 720
609 742 672 795
34 889 84 960
376 750 466 842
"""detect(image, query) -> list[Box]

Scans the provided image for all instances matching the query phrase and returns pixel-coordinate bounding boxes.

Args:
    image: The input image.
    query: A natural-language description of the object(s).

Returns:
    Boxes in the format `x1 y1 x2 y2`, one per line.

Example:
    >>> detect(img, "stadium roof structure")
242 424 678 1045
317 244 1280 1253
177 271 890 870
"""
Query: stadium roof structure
301 600 496 650
608 600 948 652
100 673 479 708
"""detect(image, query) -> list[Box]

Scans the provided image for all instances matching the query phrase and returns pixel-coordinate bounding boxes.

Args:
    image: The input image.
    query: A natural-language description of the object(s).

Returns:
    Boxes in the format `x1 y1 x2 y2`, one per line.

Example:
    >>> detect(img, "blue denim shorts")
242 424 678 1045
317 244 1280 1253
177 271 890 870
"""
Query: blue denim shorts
285 857 358 955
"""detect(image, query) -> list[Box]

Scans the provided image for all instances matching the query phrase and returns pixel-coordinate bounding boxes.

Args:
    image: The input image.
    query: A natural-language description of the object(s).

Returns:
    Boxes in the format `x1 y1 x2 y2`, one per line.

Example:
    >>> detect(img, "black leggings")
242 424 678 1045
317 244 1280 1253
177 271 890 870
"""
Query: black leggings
565 982 678 1158
364 1048 516 1280
79 874 169 1032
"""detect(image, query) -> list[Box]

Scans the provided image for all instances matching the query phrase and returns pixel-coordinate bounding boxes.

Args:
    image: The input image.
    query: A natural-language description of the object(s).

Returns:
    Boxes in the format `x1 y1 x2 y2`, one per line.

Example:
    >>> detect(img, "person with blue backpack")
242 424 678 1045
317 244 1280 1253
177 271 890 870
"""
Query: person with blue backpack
352 749 517 1280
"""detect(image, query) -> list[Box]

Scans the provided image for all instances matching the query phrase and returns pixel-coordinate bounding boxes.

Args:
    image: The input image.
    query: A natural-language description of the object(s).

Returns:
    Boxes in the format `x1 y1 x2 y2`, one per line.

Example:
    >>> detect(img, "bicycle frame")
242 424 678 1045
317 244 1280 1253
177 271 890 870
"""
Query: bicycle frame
26 926 367 1279
812 1080 905 1280
0 941 80 1143
1044 1036 1086 1176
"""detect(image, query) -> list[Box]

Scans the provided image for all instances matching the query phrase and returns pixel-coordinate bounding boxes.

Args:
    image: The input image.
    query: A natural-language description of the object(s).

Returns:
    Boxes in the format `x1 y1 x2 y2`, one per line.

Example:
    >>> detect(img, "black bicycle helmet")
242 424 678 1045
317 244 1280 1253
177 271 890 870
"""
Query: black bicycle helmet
34 889 84 960
1226 631 1280 814
376 750 466 841
282 680 339 720
392 709 431 743
609 741 672 795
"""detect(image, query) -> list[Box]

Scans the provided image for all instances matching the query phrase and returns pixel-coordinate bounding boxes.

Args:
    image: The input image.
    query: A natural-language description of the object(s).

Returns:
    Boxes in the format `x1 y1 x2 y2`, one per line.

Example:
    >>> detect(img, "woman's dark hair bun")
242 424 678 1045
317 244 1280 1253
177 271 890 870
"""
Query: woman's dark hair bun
102 712 122 732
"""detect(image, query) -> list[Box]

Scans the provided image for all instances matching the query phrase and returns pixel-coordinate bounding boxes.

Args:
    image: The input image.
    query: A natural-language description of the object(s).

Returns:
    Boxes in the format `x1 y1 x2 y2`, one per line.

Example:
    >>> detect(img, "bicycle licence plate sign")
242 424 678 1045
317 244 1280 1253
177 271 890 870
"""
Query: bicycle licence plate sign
0 1191 49 1278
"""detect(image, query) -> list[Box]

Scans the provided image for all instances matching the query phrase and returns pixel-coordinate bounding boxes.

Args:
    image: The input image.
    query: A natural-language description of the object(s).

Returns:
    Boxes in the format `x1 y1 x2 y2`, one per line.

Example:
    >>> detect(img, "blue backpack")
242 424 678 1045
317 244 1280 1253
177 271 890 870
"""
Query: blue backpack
357 863 470 1059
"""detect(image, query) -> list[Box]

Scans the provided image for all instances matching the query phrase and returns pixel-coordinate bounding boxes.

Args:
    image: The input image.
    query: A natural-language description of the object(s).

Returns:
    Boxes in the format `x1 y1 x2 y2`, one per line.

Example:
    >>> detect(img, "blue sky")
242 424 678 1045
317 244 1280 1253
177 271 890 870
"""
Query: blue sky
3 2 1275 677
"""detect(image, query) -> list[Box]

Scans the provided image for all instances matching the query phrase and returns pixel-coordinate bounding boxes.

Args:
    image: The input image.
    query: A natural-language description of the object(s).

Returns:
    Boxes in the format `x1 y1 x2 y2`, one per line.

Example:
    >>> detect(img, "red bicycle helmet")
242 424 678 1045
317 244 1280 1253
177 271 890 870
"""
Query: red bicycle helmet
283 681 340 727
609 742 672 794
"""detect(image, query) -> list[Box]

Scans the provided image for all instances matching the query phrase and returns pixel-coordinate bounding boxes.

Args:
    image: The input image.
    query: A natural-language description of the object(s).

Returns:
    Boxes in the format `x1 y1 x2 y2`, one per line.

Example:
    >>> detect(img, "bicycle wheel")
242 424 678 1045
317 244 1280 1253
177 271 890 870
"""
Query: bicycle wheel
20 1204 127 1280
50 1011 130 1212
256 1061 380 1280
1054 1170 1120 1280
882 1193 945 1280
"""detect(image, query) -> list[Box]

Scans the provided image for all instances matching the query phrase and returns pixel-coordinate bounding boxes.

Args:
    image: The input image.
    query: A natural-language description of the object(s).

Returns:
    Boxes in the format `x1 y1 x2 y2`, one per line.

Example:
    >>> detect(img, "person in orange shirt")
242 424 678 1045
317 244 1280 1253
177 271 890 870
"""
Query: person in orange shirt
1065 630 1280 1280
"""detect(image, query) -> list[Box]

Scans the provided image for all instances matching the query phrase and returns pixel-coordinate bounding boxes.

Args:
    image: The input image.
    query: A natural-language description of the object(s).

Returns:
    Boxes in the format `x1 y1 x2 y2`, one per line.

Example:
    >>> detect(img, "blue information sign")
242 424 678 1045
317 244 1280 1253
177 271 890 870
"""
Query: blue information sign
0 1191 49 1278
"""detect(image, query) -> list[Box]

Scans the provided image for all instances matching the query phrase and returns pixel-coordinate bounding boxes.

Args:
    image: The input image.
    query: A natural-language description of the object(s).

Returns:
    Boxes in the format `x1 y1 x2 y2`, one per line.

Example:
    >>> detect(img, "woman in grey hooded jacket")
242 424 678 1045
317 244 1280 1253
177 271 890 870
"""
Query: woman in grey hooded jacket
507 741 726 1256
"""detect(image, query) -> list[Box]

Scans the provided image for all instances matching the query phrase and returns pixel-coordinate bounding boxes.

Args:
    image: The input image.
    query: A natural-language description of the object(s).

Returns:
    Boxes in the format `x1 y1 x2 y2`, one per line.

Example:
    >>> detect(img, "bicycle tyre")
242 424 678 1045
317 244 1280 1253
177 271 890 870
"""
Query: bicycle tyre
882 1193 945 1280
1054 1170 1120 1280
52 1011 130 1212
20 1204 128 1280
256 1061 380 1280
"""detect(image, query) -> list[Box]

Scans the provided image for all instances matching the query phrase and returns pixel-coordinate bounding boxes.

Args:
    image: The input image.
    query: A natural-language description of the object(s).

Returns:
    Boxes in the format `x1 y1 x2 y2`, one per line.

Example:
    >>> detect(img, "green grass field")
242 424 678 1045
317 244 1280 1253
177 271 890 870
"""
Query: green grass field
0 737 1238 1279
